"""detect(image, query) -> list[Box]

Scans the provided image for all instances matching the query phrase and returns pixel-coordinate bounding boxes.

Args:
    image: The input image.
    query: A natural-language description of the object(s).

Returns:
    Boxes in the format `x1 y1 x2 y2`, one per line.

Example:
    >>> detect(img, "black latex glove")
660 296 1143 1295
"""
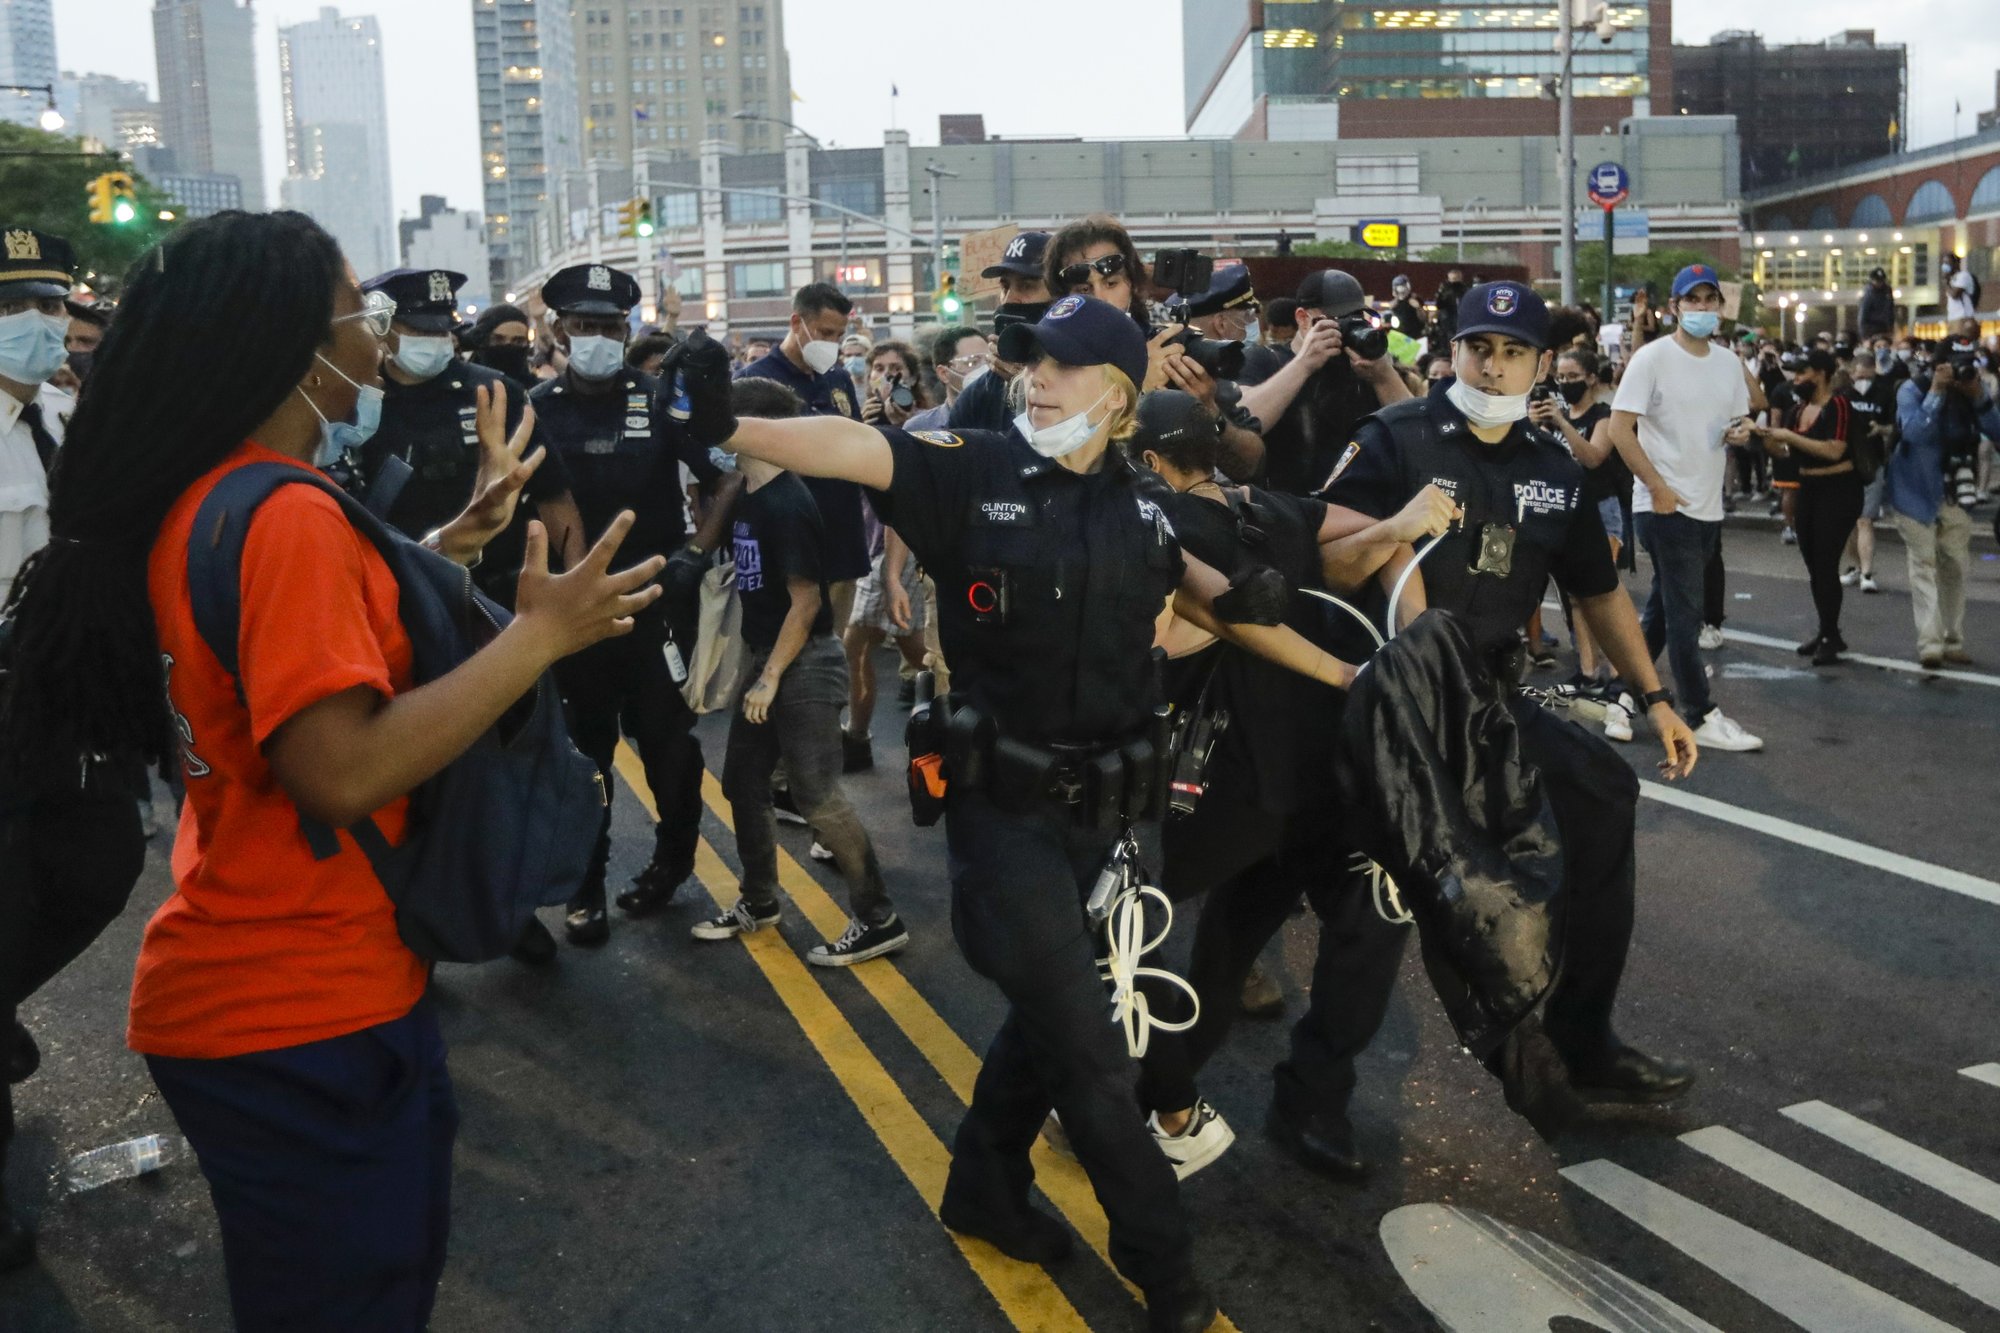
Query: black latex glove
1209 564 1289 626
674 328 739 448
661 545 708 600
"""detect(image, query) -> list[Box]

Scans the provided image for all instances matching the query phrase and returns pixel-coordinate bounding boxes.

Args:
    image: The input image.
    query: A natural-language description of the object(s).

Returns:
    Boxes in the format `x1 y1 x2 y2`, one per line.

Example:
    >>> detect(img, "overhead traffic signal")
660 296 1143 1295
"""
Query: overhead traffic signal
86 172 140 226
933 273 960 318
635 200 655 238
616 196 641 238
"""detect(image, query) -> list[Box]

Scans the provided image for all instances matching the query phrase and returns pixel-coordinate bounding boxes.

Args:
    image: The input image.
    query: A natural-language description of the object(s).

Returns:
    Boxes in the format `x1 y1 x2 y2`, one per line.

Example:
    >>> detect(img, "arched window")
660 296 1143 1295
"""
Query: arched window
1970 167 2000 214
1906 180 1956 223
1807 204 1839 229
1849 194 1892 227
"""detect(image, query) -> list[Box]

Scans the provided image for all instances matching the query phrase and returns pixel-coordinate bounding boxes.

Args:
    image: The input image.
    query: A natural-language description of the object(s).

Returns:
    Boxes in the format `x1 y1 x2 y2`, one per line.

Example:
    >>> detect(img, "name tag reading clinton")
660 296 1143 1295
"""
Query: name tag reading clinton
979 500 1029 523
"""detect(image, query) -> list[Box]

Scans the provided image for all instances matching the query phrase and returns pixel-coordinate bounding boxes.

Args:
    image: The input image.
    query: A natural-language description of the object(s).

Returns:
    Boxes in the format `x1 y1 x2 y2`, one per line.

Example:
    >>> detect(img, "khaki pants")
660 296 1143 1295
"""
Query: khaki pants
1892 504 1971 658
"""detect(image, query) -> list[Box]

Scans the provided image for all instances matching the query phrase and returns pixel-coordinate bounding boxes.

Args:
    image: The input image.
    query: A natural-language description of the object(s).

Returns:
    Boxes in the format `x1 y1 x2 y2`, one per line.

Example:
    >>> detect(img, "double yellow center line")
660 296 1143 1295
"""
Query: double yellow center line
612 744 1239 1333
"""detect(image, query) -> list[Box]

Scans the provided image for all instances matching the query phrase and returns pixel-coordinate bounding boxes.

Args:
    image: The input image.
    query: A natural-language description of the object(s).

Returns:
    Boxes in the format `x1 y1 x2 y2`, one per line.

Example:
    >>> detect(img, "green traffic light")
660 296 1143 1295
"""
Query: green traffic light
941 296 961 316
112 198 136 224
637 220 654 238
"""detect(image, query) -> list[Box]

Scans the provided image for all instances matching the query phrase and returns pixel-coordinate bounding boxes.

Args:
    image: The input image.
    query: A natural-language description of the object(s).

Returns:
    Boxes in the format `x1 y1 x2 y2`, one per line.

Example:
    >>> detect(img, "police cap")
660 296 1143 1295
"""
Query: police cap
0 226 76 301
543 262 641 316
1181 262 1255 318
1452 281 1550 350
995 294 1149 391
362 267 467 332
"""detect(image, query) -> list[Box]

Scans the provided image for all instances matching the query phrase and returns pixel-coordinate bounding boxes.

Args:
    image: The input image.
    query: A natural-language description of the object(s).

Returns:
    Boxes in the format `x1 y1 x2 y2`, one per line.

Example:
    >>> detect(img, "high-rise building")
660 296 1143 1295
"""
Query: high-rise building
474 0 584 298
279 7 394 278
0 0 58 130
574 2 791 161
400 195 490 302
153 0 264 208
1672 30 1906 189
55 72 153 148
1184 0 1668 141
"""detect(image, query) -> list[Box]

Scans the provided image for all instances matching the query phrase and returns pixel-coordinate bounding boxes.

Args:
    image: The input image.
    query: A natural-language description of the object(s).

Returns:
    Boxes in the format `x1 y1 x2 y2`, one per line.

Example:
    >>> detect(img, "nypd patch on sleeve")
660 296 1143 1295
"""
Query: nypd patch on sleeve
1328 441 1362 484
910 429 963 448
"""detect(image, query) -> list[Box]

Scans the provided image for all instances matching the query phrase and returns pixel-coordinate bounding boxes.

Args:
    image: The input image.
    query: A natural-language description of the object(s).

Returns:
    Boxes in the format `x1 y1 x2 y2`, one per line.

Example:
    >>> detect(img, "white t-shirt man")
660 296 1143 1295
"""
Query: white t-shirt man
1611 335 1748 524
1945 267 1977 323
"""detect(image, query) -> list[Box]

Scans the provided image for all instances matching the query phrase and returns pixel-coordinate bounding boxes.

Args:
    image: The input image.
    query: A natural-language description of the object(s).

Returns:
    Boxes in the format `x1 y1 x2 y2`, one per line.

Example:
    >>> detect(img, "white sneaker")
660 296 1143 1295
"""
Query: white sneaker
1839 567 1860 587
1602 702 1634 743
1698 624 1725 650
1693 708 1763 753
809 840 836 863
1859 573 1880 594
1148 1099 1237 1181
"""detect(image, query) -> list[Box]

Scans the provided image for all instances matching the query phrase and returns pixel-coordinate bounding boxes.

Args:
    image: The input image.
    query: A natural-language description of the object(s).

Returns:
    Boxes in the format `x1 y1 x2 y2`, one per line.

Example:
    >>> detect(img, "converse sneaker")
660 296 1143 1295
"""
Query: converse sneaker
1698 624 1725 650
1693 708 1763 753
691 899 781 941
807 914 910 967
1601 701 1634 743
1859 572 1880 594
1147 1098 1238 1181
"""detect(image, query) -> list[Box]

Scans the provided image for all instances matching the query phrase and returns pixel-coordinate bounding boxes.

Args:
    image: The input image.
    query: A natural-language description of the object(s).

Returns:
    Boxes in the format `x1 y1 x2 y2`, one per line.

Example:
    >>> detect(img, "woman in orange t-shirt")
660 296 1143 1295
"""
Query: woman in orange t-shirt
0 211 663 1329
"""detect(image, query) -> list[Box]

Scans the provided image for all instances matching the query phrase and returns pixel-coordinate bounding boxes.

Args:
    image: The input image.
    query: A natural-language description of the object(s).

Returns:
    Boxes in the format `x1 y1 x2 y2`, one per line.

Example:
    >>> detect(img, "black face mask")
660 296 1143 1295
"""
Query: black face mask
1556 379 1589 405
66 349 94 383
992 300 1053 334
475 344 533 383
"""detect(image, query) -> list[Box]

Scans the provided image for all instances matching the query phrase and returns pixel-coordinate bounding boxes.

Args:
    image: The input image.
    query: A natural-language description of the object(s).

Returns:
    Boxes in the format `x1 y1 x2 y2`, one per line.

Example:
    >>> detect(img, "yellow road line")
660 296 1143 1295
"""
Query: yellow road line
613 746 1089 1333
670 755 1241 1333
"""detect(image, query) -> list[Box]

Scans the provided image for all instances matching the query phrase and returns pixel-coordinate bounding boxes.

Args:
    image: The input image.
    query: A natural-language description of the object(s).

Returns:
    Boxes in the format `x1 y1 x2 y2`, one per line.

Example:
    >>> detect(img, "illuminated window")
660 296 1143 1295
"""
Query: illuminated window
1263 28 1317 48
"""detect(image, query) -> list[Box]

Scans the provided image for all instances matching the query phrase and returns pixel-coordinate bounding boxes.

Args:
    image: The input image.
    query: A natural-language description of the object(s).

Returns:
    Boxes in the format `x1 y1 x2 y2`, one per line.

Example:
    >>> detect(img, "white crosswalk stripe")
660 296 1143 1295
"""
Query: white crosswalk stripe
1959 1063 2000 1090
1783 1100 2000 1224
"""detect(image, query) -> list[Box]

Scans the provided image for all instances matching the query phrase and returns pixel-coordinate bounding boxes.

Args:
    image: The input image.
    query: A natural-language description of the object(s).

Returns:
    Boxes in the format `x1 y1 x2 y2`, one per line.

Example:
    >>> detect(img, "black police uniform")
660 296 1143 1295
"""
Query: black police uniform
1304 387 1650 1112
737 347 873 585
867 422 1196 1292
533 361 718 922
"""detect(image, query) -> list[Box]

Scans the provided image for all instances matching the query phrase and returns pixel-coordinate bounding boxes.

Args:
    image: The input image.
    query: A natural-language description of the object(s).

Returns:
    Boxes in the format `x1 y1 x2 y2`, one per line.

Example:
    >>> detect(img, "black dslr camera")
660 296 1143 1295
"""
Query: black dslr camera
1153 248 1246 380
1337 311 1389 362
884 372 915 412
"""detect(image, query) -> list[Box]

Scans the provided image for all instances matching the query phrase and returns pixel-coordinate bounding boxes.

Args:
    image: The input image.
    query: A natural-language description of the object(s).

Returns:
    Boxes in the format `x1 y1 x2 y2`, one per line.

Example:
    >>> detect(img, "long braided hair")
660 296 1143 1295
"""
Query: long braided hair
1 211 345 769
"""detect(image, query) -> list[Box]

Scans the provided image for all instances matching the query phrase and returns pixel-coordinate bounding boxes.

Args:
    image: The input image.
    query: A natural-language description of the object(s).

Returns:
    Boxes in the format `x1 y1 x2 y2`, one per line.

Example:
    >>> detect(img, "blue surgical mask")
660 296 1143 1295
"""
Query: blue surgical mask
567 334 625 381
843 355 869 381
0 308 71 385
1243 318 1261 344
1678 310 1721 340
391 334 455 381
297 352 384 466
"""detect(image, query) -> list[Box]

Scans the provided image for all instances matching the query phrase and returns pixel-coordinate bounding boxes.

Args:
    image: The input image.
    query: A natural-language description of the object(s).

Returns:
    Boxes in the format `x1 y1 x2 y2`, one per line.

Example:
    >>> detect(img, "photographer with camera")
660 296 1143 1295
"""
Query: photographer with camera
1250 270 1412 495
1890 337 1996 668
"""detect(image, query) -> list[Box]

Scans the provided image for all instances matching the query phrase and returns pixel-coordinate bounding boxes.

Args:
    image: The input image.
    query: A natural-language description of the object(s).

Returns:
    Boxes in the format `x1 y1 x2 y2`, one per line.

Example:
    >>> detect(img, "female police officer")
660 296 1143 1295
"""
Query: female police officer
1309 281 1701 1135
668 296 1355 1333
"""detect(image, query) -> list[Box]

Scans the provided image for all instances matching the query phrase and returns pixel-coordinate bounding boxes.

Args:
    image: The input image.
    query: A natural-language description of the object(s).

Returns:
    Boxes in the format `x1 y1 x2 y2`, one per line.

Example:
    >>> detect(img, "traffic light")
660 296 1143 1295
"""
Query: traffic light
635 200 654 238
616 197 641 238
87 173 139 225
933 273 960 318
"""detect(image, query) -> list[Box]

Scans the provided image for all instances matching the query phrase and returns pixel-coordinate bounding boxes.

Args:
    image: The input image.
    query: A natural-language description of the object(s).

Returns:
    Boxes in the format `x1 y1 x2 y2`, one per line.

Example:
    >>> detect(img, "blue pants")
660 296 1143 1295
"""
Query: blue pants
146 1000 457 1332
1633 511 1719 722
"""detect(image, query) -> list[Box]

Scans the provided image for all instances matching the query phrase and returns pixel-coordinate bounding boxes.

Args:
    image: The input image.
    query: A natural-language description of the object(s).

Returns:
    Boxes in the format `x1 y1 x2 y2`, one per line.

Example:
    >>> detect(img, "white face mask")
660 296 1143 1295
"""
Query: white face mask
1446 377 1531 430
1013 387 1113 459
391 334 455 381
801 338 841 374
958 364 988 393
567 334 625 381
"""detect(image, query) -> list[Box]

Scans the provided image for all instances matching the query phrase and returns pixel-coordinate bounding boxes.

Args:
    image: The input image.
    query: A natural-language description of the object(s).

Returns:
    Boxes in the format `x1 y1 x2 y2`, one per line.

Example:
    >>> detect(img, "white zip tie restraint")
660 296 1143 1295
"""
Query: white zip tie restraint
1088 832 1199 1058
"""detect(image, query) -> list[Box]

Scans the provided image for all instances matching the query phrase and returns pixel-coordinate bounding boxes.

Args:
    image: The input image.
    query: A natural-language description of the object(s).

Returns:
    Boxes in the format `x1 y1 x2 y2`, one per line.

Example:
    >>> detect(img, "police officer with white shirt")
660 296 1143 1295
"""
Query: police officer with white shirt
0 228 78 608
1305 282 1701 1157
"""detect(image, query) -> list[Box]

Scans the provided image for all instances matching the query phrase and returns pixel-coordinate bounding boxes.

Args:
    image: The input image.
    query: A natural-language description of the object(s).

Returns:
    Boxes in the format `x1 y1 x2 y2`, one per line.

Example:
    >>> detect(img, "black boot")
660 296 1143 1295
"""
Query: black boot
1263 1104 1366 1180
938 1198 1073 1265
615 857 691 916
564 886 610 947
1566 1043 1696 1105
1142 1272 1218 1333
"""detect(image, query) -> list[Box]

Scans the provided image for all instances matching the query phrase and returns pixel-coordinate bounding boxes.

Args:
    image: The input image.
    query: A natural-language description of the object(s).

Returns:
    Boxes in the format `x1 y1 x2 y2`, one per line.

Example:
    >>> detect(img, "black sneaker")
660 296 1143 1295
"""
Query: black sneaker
616 858 690 916
807 914 910 967
770 786 809 826
690 898 781 941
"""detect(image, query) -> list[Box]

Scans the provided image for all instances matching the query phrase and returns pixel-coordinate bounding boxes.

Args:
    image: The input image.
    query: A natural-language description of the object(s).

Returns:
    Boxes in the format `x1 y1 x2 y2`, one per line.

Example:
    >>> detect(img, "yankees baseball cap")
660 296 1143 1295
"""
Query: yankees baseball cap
981 231 1050 280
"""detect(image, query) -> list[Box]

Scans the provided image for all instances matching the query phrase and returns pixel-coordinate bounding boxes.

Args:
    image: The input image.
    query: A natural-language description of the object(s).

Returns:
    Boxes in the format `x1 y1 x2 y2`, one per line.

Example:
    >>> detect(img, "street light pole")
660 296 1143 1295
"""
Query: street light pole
1557 4 1577 307
731 110 821 148
923 161 958 271
1 83 64 133
1458 194 1487 264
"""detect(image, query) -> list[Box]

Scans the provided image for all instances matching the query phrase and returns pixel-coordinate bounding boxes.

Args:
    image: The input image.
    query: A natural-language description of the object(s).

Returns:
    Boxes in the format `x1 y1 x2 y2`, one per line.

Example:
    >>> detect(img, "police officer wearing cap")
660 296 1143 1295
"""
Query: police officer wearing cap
0 225 144 1272
948 230 1055 433
665 294 1358 1333
1249 269 1412 495
532 260 743 946
1174 262 1282 386
1305 280 1702 1151
360 269 586 609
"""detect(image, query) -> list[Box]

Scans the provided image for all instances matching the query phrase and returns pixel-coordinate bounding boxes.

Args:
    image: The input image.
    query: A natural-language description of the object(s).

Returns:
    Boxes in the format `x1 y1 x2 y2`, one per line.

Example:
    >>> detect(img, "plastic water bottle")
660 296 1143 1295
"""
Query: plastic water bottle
64 1134 182 1193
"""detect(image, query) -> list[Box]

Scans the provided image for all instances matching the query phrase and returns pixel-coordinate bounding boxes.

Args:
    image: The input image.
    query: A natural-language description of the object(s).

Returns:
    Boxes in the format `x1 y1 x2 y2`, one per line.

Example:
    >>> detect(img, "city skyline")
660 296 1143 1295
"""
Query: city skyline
278 7 395 277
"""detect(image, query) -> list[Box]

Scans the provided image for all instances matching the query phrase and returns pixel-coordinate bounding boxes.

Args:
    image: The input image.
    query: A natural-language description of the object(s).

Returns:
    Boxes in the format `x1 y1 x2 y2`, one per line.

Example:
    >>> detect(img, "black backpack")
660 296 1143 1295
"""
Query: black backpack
187 462 603 963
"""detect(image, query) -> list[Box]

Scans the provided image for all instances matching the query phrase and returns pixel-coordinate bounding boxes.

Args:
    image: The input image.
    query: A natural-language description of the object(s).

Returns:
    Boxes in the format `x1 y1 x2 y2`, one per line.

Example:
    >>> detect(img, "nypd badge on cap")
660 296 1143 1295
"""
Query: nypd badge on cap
1452 281 1550 350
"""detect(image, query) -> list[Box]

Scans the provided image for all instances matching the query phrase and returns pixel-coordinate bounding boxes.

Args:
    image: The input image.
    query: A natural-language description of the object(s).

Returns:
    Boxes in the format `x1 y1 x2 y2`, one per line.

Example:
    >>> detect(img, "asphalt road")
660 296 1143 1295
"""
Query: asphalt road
5 512 1999 1333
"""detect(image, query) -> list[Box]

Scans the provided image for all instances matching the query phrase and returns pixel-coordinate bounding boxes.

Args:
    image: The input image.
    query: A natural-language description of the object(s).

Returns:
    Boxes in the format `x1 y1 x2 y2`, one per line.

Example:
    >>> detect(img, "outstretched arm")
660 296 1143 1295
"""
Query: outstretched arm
727 415 895 490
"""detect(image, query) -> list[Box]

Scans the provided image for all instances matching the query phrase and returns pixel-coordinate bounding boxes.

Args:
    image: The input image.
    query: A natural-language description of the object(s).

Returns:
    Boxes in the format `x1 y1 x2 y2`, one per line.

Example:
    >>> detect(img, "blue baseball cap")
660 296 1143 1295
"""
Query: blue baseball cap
995 293 1149 390
1671 263 1722 299
1452 281 1550 350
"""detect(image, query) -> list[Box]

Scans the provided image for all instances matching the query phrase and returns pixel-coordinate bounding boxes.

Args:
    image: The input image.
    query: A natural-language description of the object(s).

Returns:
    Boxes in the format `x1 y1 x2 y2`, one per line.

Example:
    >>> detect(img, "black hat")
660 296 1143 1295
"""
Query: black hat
1453 281 1550 349
542 261 641 316
362 267 467 332
995 293 1149 390
1296 269 1366 317
1182 262 1255 318
64 296 112 327
0 227 76 301
981 230 1050 280
1869 266 1888 282
1799 347 1838 376
1131 389 1216 452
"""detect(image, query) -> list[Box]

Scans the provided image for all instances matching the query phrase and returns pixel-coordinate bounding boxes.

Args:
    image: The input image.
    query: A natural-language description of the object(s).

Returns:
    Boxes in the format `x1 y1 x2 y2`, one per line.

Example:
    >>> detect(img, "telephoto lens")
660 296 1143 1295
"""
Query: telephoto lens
1339 314 1389 362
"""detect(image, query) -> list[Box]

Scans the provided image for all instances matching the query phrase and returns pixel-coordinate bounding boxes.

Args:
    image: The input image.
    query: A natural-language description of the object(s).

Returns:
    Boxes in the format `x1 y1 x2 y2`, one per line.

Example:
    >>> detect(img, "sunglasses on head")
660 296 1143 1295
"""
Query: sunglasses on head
1058 253 1127 289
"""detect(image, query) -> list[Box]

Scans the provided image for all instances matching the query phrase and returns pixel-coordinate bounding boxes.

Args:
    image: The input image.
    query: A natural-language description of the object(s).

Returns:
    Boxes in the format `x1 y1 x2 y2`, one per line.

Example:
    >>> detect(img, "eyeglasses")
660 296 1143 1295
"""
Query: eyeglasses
946 354 986 372
1057 253 1127 290
335 289 397 339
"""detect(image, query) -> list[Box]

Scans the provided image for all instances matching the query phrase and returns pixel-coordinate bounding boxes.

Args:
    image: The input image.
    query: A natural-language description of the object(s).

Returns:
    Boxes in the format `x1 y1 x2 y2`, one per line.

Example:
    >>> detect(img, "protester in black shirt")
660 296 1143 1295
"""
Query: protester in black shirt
1430 266 1467 349
1533 347 1628 710
692 379 902 965
1386 274 1427 342
1253 270 1412 494
1749 348 1860 665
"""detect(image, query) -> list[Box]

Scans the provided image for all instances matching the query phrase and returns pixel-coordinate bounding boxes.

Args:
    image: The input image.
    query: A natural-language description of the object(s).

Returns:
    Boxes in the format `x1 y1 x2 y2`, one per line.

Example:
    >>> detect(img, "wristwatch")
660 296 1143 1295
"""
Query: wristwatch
1640 687 1675 711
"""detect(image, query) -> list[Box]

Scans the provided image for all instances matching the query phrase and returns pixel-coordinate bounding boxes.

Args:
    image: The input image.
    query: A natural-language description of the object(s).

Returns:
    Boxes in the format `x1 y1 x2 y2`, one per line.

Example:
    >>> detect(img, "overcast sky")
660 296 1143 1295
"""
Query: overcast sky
54 0 2000 223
